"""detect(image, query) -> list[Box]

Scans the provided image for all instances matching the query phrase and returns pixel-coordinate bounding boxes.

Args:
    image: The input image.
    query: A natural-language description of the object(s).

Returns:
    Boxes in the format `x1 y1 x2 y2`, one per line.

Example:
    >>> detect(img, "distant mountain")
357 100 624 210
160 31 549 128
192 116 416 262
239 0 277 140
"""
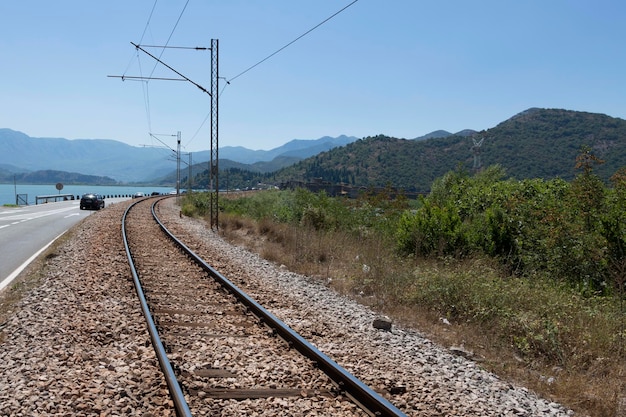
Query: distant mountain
413 129 477 141
0 129 358 183
0 129 184 183
0 163 30 173
11 170 117 185
153 155 305 186
262 108 626 192
6 108 623 191
455 129 479 137
481 107 626 181
0 163 29 180
219 135 359 164
414 130 452 140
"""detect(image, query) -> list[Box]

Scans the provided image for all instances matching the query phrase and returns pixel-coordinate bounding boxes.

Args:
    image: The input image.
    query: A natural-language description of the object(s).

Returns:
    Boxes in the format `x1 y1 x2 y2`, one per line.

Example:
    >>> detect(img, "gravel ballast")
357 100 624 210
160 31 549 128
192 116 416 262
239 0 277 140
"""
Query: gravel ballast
0 199 574 416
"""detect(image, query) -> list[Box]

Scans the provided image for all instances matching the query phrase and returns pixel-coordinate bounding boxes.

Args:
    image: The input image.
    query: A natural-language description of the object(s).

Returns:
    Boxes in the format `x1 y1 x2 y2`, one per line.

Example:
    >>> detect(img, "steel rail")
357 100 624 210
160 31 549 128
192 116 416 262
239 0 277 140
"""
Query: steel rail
151 198 407 417
122 198 193 417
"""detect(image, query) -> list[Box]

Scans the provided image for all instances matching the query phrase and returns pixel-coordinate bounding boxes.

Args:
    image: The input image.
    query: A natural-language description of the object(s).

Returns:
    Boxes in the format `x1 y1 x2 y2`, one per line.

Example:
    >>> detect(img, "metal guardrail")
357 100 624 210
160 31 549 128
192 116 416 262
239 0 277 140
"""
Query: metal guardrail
151 198 407 417
35 194 75 204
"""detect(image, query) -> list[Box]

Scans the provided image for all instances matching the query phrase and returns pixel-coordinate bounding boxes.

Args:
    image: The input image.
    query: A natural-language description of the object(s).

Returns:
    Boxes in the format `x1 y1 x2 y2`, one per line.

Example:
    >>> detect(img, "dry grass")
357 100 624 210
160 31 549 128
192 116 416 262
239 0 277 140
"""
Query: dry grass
218 213 626 417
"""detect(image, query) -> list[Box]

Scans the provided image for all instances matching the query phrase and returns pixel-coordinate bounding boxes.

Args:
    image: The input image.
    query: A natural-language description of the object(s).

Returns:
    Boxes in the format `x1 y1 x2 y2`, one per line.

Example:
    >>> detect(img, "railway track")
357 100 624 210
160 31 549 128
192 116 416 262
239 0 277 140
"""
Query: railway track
122 196 406 416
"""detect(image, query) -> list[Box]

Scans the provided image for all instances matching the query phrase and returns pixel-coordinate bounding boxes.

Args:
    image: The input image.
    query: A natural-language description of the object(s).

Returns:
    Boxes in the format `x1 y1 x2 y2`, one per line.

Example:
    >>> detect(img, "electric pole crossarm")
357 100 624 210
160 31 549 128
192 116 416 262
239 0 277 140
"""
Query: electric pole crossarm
149 133 177 151
107 75 187 82
131 42 211 96
138 45 208 51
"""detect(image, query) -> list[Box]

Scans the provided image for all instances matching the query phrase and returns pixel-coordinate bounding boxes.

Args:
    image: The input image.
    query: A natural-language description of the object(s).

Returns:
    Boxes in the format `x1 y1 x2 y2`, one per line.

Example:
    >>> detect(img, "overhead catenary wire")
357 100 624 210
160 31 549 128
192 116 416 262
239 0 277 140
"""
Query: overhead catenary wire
226 0 361 84
184 112 210 149
120 0 190 148
122 0 158 77
121 1 361 150
139 0 159 45
185 0 361 149
146 0 189 148
185 78 228 148
137 49 153 136
148 0 190 79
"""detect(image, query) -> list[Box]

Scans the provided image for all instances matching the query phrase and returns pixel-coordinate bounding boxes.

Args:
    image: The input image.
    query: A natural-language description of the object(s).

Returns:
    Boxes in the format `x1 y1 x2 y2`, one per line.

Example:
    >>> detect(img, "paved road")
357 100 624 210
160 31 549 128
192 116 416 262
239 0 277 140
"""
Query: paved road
0 197 127 291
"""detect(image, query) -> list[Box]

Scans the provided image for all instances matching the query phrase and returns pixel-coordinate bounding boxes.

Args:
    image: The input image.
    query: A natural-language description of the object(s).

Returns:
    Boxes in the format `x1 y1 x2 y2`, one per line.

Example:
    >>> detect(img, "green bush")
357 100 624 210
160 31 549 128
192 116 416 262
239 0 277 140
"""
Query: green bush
395 159 622 293
193 152 625 295
181 192 211 216
395 199 464 257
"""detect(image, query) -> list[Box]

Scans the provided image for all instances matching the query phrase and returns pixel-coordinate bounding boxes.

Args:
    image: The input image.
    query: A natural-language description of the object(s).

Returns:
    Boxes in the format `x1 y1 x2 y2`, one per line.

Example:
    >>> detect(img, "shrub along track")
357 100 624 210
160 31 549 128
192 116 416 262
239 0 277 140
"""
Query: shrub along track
124 196 404 416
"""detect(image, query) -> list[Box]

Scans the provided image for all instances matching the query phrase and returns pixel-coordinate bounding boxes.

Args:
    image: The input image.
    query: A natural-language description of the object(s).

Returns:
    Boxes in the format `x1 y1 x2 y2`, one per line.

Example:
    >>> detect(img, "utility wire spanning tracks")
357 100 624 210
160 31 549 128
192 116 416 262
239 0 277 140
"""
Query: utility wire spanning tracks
122 196 406 416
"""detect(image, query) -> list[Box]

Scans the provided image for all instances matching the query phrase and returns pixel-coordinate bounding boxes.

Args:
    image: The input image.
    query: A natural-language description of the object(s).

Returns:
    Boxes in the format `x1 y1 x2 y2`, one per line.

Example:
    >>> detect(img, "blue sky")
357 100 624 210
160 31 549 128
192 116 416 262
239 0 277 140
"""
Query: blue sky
1 1 625 152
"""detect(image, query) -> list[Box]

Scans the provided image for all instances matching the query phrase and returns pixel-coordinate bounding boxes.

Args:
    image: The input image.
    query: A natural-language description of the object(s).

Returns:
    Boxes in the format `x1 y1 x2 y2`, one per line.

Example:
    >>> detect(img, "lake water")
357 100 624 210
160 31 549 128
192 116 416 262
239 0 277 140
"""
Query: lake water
0 183 177 206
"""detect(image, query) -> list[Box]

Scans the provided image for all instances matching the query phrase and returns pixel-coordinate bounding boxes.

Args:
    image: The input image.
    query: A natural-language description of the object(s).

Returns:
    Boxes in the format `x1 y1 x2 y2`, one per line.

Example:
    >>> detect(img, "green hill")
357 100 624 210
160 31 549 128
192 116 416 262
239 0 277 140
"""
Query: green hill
261 108 626 192
483 108 626 181
7 170 118 185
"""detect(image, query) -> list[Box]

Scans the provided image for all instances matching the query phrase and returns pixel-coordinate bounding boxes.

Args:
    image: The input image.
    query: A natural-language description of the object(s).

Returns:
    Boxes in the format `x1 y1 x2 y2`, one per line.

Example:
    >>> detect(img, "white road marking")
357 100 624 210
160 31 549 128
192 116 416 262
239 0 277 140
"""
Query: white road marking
0 231 67 293
0 206 77 222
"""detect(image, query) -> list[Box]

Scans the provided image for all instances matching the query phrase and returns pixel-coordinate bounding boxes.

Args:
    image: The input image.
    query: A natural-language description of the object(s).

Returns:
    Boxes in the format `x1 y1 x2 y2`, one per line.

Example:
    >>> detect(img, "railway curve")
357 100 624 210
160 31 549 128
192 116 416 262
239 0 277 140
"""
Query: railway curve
123 196 406 416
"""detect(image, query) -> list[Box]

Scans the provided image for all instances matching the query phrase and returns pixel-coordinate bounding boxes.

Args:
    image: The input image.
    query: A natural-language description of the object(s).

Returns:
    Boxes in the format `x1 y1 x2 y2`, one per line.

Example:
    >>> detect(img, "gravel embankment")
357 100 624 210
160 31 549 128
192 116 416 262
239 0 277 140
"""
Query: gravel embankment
0 198 574 416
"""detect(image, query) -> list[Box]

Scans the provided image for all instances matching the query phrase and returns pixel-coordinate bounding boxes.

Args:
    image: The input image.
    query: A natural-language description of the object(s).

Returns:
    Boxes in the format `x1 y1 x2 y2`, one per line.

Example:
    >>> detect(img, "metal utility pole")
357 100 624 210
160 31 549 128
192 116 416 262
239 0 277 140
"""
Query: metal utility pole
188 153 192 193
176 131 181 196
209 39 219 230
472 137 485 172
109 40 219 224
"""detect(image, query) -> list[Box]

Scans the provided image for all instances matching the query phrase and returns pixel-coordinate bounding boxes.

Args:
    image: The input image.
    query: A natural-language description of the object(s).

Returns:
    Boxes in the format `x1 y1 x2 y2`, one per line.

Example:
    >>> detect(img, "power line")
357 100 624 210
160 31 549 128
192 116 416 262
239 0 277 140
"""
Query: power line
227 0 361 84
137 49 152 135
124 0 191 141
137 1 159 137
123 1 361 151
186 1 361 149
149 0 190 78
185 111 210 149
123 0 158 77
186 77 229 148
139 0 158 45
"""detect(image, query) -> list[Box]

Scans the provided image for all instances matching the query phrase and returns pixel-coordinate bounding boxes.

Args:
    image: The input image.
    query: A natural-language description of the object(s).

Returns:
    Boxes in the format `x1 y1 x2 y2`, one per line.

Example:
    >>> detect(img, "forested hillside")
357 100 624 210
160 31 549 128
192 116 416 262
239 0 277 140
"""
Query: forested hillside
7 170 117 185
256 108 626 192
482 108 626 181
267 135 469 192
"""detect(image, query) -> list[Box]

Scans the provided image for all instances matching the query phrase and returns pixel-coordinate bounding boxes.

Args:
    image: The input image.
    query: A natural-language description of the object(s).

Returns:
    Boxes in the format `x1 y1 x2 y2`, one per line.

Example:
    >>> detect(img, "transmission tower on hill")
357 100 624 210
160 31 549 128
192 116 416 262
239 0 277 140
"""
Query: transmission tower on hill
472 136 485 171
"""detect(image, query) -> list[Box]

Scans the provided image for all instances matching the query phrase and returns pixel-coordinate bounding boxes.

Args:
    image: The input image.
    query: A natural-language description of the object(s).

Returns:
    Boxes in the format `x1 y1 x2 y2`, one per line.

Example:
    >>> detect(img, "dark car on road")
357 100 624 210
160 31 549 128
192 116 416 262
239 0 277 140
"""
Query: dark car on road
80 193 105 210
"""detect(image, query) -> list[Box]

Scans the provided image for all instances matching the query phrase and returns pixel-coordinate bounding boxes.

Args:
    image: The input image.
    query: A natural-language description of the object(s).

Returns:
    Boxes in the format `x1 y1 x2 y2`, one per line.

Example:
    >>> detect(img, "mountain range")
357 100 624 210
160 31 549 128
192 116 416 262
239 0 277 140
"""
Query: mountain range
260 108 626 192
2 108 625 191
0 129 359 183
